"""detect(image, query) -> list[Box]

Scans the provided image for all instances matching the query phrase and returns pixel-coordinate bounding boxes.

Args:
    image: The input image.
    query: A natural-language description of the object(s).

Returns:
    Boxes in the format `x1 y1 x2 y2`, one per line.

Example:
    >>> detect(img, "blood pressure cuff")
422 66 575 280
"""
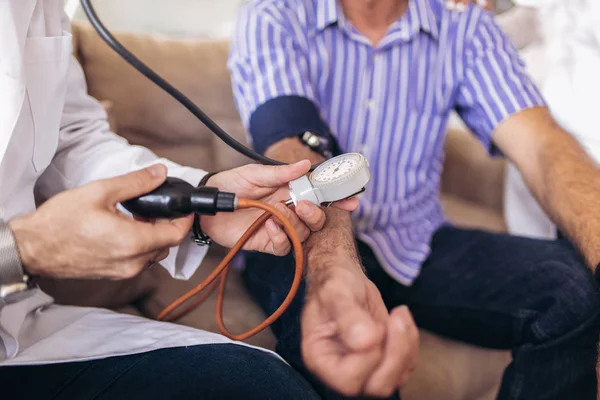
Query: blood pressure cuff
248 95 340 155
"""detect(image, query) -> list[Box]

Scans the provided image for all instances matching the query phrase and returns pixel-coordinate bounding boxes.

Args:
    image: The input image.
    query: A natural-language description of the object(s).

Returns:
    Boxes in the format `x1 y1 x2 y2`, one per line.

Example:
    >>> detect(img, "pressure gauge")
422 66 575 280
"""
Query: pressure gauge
288 153 370 207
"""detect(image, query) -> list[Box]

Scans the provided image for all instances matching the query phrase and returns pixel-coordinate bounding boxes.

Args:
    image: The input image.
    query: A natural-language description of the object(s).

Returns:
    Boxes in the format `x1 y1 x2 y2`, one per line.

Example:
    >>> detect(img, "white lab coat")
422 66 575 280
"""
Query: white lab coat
501 0 600 239
0 0 268 366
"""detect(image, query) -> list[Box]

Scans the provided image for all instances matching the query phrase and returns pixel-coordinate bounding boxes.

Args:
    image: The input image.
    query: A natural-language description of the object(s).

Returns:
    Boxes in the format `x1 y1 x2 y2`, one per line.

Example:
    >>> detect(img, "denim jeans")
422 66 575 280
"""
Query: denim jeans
0 344 320 399
244 225 600 400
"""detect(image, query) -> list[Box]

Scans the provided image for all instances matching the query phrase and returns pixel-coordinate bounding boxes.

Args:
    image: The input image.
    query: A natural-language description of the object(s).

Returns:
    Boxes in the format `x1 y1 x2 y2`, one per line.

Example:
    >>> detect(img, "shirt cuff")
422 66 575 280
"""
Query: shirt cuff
249 95 330 154
158 167 209 280
161 234 209 280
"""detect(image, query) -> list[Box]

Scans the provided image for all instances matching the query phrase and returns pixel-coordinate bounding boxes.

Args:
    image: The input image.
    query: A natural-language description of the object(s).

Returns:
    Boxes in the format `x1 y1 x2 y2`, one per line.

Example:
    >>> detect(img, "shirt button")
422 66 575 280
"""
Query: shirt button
366 99 376 109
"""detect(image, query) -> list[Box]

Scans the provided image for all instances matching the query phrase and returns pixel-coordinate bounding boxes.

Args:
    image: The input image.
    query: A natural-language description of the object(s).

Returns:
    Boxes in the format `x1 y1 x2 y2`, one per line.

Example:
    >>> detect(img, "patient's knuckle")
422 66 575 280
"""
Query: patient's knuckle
322 280 346 298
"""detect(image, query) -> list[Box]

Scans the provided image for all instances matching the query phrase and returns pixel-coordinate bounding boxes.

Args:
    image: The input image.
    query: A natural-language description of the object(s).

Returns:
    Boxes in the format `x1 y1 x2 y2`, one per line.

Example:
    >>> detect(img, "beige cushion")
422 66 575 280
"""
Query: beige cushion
72 22 252 173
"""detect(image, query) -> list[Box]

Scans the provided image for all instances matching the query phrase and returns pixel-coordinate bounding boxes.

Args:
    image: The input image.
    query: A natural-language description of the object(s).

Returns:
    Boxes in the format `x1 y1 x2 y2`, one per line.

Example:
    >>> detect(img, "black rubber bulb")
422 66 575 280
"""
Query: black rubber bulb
121 177 234 219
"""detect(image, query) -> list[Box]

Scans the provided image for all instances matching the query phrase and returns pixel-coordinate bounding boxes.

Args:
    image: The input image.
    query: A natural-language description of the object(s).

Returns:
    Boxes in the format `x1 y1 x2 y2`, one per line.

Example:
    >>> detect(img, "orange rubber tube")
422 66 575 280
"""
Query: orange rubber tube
157 199 304 341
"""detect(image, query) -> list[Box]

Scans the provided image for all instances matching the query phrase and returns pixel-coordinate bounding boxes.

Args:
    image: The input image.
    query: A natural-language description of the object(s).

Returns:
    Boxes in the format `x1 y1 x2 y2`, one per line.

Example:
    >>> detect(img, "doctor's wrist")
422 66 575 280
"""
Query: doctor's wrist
0 219 29 297
192 172 218 247
8 216 40 276
204 172 220 189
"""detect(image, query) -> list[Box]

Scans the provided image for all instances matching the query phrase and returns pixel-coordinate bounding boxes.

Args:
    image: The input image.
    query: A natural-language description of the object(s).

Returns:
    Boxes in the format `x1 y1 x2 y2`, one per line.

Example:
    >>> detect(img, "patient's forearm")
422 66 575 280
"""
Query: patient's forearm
496 108 600 270
504 112 600 269
534 129 600 268
265 139 362 282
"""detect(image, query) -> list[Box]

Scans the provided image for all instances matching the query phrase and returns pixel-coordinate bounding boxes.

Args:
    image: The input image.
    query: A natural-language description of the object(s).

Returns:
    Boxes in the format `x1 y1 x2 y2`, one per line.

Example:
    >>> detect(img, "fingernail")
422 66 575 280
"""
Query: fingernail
456 2 466 11
148 164 165 178
445 0 456 10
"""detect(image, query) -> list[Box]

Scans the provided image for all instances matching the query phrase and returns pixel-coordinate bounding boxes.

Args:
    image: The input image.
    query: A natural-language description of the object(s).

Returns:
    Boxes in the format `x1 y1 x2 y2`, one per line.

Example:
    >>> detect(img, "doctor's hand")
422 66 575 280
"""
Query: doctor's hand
201 160 358 255
302 262 419 398
9 164 191 280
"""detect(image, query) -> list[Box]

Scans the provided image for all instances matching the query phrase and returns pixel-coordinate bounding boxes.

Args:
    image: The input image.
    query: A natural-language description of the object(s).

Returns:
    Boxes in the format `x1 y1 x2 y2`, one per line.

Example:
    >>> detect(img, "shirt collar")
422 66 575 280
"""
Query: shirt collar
316 0 339 31
408 0 439 39
315 0 439 40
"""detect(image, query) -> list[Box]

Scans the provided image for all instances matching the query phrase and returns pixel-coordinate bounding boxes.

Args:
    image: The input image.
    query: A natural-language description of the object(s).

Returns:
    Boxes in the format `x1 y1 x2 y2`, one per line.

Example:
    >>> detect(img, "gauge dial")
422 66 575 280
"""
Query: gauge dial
289 153 370 206
311 157 359 183
310 153 365 185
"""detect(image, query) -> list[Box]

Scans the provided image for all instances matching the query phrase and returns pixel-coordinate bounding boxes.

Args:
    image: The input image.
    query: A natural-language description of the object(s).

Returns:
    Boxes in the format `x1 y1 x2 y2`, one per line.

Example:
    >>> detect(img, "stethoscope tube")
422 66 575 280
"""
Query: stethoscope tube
79 0 319 170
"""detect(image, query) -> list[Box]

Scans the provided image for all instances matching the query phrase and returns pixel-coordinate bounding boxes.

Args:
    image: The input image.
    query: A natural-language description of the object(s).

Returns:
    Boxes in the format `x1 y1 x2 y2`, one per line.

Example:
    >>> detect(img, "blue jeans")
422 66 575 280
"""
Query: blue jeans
244 225 600 400
0 344 320 399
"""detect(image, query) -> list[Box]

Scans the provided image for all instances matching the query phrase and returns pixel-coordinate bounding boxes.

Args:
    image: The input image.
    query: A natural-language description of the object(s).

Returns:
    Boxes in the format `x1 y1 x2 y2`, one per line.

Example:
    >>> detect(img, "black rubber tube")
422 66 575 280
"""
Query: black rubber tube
79 0 320 171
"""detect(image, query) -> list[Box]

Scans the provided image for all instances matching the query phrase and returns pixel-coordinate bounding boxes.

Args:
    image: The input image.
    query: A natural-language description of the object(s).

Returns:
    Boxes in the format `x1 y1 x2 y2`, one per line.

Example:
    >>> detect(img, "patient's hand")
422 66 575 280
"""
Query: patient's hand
301 261 419 398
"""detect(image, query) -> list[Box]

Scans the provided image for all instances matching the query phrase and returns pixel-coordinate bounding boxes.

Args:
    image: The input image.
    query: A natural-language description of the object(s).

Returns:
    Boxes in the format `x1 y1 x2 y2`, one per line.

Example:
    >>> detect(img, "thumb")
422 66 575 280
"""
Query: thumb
250 160 311 187
319 288 384 351
102 164 168 204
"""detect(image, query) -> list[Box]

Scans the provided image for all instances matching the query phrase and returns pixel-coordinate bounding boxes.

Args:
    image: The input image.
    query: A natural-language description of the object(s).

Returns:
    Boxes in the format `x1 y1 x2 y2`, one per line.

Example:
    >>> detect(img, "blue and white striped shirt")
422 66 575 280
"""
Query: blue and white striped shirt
228 0 545 285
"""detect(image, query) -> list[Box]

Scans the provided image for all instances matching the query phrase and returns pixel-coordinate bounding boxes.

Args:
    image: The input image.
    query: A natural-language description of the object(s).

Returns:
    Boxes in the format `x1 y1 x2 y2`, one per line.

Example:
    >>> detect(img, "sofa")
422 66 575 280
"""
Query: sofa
38 21 512 400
